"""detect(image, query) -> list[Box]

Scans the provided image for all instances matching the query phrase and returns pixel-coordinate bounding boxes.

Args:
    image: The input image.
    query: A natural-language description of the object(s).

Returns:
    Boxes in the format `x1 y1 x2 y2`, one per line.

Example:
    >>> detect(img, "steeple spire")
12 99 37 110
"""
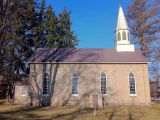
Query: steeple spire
116 4 129 31
115 5 135 52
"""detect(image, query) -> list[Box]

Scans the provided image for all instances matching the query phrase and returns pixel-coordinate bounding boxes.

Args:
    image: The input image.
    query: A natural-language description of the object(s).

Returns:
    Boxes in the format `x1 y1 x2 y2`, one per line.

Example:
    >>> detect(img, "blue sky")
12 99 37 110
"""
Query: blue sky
46 0 132 48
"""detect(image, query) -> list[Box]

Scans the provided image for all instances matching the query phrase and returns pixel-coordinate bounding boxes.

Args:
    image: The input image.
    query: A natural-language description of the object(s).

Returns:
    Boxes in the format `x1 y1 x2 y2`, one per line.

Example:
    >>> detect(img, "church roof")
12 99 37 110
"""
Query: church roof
28 48 148 63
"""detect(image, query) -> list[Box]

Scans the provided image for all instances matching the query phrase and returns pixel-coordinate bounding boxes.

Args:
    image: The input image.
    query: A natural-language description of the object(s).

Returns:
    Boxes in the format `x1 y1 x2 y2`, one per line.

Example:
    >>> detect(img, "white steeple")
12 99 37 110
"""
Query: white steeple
116 5 129 31
115 5 135 52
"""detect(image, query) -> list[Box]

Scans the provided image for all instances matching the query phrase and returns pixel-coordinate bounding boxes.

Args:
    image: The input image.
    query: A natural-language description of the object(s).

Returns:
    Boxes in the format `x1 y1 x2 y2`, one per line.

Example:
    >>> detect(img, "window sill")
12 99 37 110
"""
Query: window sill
102 94 108 96
72 94 79 96
130 94 137 97
21 95 27 96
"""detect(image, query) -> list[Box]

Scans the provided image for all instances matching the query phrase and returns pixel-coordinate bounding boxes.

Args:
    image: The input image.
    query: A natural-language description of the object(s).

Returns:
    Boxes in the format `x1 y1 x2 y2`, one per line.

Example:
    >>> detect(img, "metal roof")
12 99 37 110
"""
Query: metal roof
28 48 147 63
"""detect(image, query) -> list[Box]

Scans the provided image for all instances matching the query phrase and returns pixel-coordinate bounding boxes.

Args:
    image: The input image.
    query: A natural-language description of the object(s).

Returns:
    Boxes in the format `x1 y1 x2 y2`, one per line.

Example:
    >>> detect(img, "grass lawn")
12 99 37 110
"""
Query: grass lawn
0 104 160 120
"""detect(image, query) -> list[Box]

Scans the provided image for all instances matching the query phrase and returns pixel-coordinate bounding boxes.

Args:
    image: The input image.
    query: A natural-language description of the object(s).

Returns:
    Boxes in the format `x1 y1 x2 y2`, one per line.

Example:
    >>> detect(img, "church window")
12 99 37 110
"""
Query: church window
122 31 126 40
129 72 136 95
72 73 78 95
101 73 107 94
118 32 121 41
43 73 51 95
21 88 27 96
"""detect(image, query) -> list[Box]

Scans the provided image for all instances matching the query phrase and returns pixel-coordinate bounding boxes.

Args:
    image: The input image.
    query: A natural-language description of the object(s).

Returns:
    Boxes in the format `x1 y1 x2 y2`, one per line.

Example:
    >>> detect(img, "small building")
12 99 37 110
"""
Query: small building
14 5 151 108
14 75 30 104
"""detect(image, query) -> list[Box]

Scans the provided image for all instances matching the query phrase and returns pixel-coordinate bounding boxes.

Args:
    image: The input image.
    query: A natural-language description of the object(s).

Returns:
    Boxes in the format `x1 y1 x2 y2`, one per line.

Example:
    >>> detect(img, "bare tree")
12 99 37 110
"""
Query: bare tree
127 0 160 56
127 0 160 98
0 0 19 99
0 0 18 45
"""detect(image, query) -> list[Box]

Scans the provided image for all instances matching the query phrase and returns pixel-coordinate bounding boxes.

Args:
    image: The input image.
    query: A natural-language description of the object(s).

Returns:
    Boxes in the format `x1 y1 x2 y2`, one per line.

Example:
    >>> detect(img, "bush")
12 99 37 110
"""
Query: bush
0 99 14 105
0 100 6 105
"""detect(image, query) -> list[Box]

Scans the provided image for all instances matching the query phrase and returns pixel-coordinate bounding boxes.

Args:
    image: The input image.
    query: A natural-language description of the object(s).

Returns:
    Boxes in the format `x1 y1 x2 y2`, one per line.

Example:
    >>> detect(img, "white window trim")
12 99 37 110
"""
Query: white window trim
100 72 108 95
130 94 137 97
71 72 79 96
72 94 79 96
21 95 27 96
21 94 27 96
128 72 137 96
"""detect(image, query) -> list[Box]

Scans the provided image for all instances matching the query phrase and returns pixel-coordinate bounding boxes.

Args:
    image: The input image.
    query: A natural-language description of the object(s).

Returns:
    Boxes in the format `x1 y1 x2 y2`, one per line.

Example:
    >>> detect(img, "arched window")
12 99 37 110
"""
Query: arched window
122 31 126 40
118 32 121 41
43 73 51 95
129 72 136 95
101 73 107 94
72 73 78 95
128 32 130 40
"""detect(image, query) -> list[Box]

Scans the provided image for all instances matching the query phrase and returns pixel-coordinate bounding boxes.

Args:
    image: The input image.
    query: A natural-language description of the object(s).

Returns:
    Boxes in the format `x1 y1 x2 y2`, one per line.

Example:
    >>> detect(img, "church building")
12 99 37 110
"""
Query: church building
15 5 151 108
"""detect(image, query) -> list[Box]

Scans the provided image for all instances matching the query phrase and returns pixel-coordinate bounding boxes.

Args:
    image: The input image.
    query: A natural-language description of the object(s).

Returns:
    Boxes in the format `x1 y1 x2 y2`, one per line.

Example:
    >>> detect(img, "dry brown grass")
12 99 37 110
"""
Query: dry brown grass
0 104 23 113
0 104 160 120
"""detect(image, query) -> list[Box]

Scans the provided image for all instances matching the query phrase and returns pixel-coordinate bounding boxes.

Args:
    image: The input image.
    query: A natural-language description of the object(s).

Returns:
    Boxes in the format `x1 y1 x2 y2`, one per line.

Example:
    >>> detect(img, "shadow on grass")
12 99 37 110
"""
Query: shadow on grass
0 106 94 120
0 106 40 114
0 107 42 120
107 106 145 120
48 108 93 120
128 112 133 120
0 113 42 120
0 106 146 120
109 108 116 120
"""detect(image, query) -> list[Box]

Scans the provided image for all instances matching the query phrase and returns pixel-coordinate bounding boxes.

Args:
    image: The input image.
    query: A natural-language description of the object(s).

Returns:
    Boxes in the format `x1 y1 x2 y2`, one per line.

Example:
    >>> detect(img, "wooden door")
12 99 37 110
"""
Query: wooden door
93 95 98 108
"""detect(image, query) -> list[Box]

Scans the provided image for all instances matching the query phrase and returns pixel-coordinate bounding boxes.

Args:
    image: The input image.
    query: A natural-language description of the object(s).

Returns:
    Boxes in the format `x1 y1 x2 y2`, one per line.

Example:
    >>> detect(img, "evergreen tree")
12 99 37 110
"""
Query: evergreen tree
0 0 19 99
0 0 39 99
45 5 58 47
0 0 19 73
57 8 79 48
12 0 37 74
35 0 46 48
0 1 80 99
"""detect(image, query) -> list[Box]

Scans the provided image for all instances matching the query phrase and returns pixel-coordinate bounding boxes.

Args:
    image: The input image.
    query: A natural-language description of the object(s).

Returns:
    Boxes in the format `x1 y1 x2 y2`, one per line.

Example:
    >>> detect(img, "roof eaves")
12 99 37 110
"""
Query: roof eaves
28 61 148 64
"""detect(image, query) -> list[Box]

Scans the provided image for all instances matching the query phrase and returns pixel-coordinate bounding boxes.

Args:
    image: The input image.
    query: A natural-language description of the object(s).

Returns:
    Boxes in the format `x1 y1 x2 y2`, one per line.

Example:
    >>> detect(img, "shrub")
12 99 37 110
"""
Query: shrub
0 99 14 105
0 100 6 105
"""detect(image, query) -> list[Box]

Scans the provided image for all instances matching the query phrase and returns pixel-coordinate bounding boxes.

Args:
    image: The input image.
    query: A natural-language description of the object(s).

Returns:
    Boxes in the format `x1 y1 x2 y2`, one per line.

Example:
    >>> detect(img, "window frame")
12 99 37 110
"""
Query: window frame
21 87 27 96
42 73 51 96
71 72 79 96
100 72 107 95
128 72 137 96
122 31 127 40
